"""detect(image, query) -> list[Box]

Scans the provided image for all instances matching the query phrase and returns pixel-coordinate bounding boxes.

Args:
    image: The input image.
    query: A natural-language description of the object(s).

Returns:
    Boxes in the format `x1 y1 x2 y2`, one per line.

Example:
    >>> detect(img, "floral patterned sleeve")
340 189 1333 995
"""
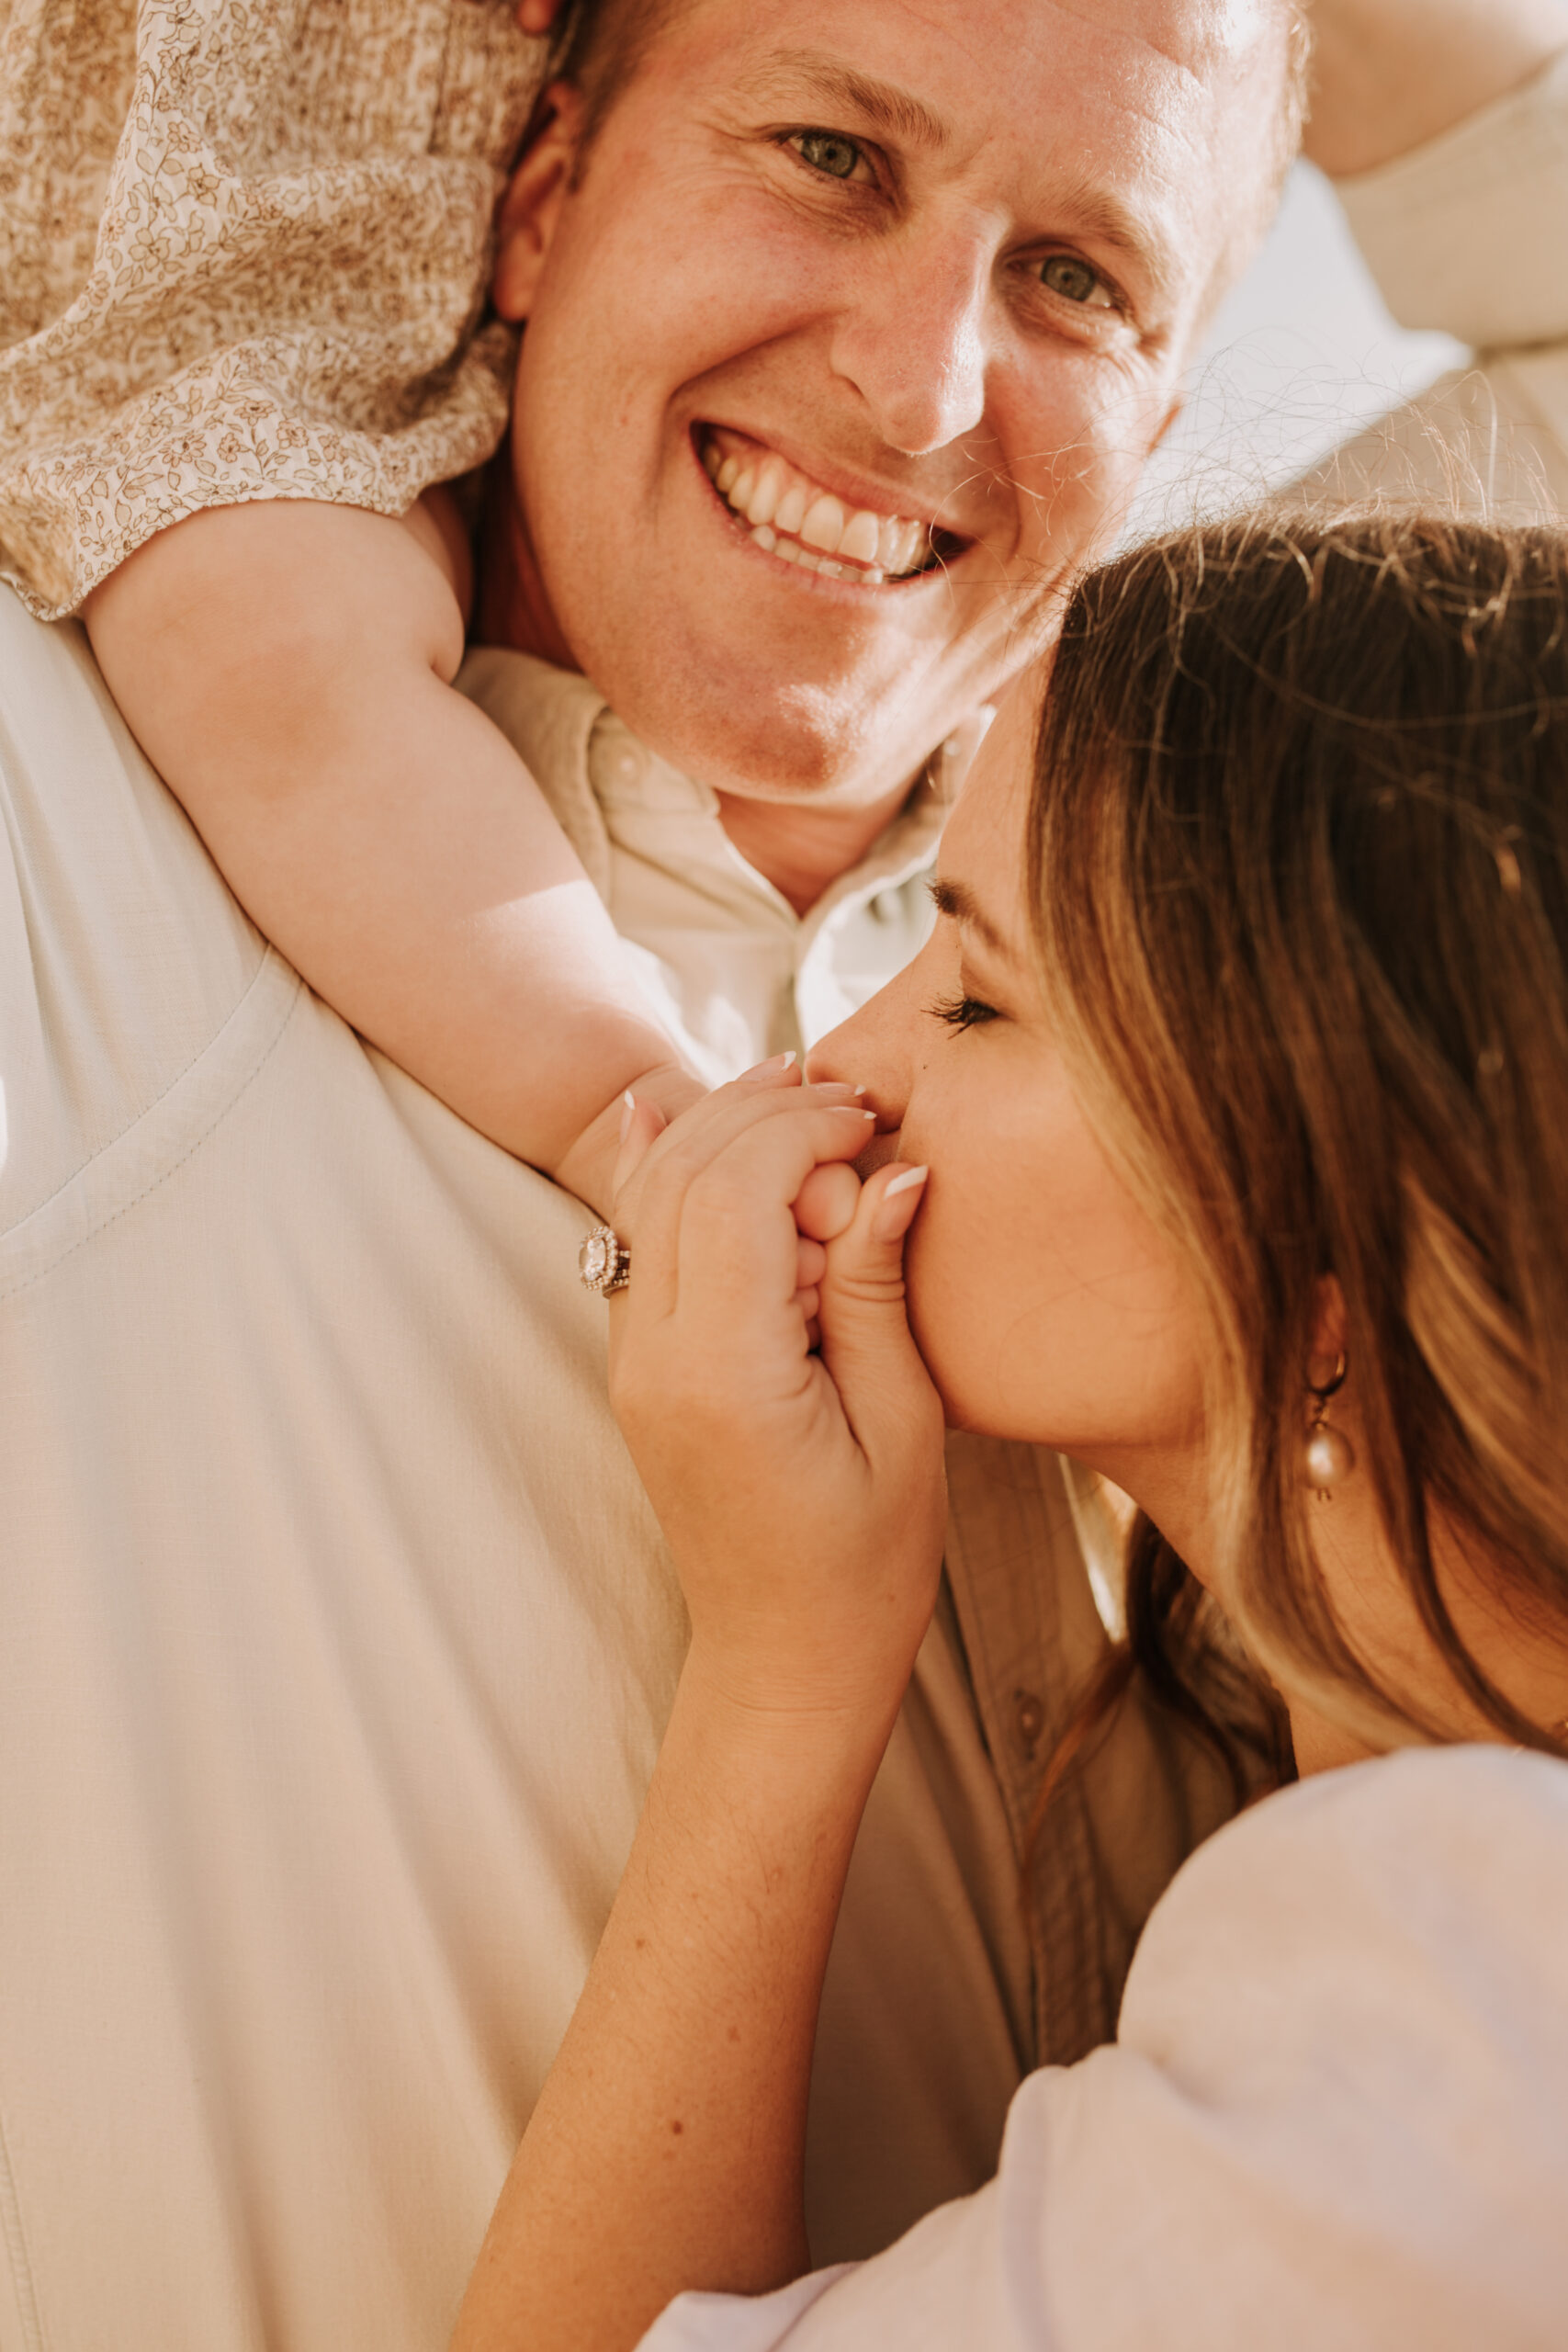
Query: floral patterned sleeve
0 0 542 620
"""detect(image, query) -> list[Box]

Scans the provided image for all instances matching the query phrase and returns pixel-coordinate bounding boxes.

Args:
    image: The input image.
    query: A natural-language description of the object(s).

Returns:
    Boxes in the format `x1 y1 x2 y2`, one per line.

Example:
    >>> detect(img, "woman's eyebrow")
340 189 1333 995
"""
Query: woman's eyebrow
928 876 1015 962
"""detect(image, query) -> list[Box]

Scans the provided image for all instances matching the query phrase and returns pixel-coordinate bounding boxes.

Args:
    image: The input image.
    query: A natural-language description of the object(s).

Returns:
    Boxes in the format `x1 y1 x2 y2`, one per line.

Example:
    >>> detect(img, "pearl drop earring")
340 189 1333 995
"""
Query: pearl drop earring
1304 1353 1355 1502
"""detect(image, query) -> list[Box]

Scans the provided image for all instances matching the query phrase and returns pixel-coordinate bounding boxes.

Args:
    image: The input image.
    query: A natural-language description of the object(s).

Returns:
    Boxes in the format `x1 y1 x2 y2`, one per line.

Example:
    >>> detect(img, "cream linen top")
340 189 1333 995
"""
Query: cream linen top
1293 50 1568 518
641 1750 1568 2352
0 0 541 618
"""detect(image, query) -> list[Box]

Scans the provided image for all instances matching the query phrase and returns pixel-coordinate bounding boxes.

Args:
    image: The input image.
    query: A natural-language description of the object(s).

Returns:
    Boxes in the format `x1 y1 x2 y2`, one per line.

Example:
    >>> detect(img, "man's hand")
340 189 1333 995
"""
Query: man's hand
1304 0 1568 178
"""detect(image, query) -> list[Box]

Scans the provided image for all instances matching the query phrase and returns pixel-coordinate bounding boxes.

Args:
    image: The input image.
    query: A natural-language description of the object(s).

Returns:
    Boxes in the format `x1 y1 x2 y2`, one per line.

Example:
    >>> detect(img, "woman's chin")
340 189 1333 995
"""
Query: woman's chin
910 1331 1051 1448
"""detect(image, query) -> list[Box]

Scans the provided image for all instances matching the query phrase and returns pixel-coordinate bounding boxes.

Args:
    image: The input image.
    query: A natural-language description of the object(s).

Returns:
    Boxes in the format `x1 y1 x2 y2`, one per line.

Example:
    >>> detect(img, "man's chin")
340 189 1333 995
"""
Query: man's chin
580 613 963 805
630 691 903 807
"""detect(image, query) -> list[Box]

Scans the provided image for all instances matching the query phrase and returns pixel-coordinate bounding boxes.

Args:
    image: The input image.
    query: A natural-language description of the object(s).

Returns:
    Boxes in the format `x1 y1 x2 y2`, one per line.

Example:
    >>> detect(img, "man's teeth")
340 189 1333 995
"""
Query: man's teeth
704 441 933 582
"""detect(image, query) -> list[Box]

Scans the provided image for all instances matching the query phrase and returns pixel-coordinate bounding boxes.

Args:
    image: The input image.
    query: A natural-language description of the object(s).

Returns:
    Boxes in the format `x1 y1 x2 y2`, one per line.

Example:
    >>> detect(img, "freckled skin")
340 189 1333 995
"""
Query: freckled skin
491 0 1290 816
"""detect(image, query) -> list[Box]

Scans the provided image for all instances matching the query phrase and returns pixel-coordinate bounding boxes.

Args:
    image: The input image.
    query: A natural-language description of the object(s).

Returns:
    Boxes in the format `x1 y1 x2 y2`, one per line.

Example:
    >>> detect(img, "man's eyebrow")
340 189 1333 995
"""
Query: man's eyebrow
1045 168 1179 306
928 876 1015 961
732 51 951 154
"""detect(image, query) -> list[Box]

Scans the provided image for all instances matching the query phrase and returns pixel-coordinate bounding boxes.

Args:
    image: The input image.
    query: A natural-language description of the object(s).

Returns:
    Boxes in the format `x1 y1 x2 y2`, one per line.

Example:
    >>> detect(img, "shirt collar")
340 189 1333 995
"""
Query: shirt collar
456 644 984 922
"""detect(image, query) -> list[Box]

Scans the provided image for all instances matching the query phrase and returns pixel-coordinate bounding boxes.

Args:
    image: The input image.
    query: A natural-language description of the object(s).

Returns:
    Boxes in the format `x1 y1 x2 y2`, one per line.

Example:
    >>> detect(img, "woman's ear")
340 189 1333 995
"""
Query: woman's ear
492 83 587 322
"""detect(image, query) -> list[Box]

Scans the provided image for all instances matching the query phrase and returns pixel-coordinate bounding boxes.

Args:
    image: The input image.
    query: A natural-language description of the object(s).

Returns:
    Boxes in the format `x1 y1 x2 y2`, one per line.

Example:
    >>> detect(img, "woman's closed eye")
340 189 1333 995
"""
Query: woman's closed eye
929 989 1000 1034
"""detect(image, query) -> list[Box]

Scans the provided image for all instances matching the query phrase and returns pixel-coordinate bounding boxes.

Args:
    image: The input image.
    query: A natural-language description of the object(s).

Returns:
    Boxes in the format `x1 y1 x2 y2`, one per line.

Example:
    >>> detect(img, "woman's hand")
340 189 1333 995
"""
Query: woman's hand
452 1062 947 2352
607 1059 948 1723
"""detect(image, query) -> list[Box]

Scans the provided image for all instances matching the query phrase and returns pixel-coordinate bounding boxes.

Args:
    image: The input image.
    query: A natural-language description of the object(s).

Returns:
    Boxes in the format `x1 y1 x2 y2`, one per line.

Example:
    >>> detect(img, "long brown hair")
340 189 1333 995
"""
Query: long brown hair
1030 512 1568 1796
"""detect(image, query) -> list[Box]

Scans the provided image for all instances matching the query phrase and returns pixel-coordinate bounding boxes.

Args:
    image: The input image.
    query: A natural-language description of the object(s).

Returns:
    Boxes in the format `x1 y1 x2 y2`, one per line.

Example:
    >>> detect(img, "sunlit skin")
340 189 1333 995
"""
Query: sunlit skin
809 690 1213 1479
807 698 1568 1770
481 0 1292 901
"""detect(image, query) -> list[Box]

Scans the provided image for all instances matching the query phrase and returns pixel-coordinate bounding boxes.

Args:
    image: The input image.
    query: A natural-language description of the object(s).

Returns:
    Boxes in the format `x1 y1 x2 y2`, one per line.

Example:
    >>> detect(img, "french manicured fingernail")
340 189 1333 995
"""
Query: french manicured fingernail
873 1165 928 1242
739 1050 796 1080
619 1089 636 1144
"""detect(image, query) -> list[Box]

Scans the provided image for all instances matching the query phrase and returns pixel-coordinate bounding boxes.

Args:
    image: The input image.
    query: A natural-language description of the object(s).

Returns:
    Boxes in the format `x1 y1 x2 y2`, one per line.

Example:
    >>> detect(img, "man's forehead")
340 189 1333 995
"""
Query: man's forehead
1073 0 1286 72
671 0 1283 119
664 0 1285 232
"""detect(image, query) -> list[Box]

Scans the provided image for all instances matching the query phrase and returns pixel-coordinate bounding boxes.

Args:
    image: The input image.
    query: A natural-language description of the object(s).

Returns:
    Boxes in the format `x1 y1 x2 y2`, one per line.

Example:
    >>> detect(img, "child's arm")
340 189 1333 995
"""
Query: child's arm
83 494 701 1217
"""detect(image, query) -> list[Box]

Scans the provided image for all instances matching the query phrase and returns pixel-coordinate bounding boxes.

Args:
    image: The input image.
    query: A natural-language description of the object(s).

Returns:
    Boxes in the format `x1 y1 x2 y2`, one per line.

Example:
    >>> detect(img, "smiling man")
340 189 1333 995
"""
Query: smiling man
2 0 1567 2346
476 0 1296 908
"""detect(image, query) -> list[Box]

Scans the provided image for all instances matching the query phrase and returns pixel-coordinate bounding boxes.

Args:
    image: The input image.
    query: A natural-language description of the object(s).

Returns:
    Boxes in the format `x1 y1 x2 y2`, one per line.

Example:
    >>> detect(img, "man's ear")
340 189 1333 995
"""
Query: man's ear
492 82 588 322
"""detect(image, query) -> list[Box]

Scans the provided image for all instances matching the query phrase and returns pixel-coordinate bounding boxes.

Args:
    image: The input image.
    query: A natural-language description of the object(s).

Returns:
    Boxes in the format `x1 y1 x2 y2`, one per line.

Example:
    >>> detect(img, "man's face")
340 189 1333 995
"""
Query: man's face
494 0 1286 806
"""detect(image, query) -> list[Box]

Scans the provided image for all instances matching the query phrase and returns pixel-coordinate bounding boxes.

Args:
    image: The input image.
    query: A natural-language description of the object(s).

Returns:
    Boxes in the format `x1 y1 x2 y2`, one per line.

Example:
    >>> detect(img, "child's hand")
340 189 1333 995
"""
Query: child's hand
554 1061 706 1223
605 1061 946 1724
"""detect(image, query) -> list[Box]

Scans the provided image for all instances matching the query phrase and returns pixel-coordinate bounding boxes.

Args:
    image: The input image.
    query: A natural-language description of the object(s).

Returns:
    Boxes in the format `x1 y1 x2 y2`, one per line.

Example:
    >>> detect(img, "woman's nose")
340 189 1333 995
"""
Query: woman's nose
807 992 909 1129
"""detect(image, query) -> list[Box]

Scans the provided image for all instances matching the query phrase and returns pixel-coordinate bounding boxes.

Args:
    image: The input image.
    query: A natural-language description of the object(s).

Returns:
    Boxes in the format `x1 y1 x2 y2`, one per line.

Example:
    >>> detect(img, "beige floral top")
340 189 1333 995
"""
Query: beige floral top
0 0 543 619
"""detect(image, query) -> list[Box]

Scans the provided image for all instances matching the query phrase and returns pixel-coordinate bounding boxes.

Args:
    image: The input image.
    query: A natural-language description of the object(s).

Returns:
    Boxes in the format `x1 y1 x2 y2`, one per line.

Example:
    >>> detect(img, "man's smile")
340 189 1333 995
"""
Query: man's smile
696 424 972 585
493 0 1258 806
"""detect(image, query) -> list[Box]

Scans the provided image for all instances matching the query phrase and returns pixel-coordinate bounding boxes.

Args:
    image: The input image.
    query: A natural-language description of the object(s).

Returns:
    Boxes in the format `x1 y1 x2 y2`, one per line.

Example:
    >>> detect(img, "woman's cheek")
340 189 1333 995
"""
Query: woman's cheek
899 1170 1027 1433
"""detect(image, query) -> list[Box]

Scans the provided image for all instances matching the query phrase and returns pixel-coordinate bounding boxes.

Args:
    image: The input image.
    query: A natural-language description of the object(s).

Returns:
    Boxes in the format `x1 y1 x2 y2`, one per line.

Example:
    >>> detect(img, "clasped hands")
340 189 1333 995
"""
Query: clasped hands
604 1057 948 1736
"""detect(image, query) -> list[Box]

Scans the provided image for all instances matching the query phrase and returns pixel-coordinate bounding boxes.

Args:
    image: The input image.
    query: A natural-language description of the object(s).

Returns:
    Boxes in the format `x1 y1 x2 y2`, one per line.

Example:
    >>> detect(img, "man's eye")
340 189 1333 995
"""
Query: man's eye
791 130 864 182
929 991 999 1033
1039 254 1115 311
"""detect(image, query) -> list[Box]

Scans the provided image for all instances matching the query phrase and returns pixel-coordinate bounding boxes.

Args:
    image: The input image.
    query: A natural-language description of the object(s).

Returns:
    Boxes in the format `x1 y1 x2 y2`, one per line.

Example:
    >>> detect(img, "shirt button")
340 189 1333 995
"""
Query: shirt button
614 745 645 787
1013 1688 1046 1760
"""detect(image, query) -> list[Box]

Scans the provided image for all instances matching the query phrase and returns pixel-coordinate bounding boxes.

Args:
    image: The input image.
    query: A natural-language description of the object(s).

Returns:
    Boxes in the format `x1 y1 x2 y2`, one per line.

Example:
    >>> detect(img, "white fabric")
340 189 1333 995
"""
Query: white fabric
0 597 1030 2350
1337 51 1568 352
641 1749 1568 2352
1297 55 1568 519
0 603 678 2351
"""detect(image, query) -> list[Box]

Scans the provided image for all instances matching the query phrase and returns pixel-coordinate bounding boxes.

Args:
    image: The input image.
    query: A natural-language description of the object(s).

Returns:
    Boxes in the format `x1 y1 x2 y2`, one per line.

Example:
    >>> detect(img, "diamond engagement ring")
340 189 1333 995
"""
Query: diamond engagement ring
578 1223 631 1296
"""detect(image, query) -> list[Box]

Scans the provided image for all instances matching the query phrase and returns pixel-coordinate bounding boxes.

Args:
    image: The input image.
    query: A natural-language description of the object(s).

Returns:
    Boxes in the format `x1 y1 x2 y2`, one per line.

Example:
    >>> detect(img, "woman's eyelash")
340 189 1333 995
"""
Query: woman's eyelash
929 991 999 1032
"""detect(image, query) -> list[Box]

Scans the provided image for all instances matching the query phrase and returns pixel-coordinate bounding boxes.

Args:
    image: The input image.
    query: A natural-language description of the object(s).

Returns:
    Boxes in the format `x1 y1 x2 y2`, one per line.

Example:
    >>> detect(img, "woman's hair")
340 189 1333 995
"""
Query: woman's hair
1029 511 1568 1791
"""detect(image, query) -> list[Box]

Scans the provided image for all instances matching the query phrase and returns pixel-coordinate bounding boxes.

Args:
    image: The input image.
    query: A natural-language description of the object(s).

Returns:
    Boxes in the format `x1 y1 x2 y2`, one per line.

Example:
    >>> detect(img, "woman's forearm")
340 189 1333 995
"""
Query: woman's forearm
452 1093 946 2349
1303 0 1568 178
450 1655 901 2352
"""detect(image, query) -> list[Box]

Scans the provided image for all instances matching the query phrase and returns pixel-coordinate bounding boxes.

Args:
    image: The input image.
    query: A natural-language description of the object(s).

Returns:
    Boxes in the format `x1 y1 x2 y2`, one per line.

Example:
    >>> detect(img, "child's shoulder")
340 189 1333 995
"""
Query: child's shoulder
0 0 543 620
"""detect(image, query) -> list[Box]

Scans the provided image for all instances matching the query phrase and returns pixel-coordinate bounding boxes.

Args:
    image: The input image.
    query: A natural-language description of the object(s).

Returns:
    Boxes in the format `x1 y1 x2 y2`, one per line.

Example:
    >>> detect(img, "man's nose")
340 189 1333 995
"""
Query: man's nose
829 231 990 458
